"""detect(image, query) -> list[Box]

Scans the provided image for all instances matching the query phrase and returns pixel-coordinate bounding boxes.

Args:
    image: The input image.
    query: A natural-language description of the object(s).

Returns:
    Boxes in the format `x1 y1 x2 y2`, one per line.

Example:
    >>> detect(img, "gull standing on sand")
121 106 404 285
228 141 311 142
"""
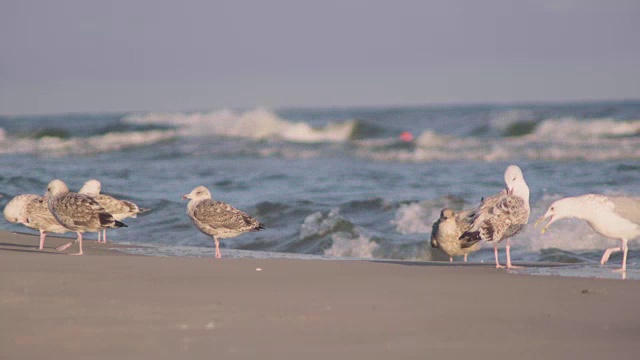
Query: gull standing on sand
538 195 640 272
46 179 127 255
79 179 149 243
431 208 480 262
459 165 530 269
3 193 68 250
183 186 265 258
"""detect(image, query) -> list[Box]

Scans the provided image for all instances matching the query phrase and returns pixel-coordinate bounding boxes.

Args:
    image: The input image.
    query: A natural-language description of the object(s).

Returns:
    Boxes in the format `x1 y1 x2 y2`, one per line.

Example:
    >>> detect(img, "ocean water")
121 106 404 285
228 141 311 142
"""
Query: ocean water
1 101 639 275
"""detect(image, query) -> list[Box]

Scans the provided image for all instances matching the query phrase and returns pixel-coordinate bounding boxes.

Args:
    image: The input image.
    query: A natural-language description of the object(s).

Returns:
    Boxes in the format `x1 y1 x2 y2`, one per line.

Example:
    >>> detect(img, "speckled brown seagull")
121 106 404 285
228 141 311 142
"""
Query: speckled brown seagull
46 179 127 255
79 179 149 243
183 186 265 258
4 193 68 250
431 208 480 262
459 165 530 269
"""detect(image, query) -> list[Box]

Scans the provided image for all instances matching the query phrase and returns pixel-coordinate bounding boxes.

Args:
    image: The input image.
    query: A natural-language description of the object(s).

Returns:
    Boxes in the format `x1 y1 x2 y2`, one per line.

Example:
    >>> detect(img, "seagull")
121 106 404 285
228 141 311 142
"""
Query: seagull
459 165 530 269
430 208 480 262
79 179 150 243
182 186 265 258
4 193 69 250
537 194 640 272
46 179 127 255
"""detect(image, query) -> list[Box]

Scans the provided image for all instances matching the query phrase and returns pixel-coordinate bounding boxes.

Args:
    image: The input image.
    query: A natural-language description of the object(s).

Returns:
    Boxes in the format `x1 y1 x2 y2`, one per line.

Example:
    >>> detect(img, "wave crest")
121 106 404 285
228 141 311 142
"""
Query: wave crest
123 108 357 143
299 208 379 258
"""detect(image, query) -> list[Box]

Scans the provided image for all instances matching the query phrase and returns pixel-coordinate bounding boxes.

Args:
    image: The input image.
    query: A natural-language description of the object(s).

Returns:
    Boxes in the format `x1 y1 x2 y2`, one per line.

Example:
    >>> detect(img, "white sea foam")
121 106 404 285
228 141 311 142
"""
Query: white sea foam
392 202 438 235
123 108 356 143
300 208 379 258
323 233 379 258
531 117 640 141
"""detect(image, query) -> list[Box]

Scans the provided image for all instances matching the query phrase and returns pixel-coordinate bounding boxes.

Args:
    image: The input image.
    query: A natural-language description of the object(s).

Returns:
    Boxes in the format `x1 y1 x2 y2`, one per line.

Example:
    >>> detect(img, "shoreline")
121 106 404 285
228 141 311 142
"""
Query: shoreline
2 230 640 359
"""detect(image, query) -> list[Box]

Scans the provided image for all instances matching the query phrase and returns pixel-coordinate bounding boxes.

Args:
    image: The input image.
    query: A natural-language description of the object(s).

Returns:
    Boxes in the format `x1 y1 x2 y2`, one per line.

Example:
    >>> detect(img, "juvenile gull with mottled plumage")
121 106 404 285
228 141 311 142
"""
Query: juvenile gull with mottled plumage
46 179 127 255
4 193 68 249
79 179 149 243
183 186 265 258
538 194 640 272
431 208 479 262
459 165 530 269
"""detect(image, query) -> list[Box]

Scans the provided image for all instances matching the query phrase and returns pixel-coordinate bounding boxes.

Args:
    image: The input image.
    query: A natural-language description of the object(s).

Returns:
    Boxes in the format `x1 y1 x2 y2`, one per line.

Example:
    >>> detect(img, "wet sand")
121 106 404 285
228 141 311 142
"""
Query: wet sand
1 230 639 359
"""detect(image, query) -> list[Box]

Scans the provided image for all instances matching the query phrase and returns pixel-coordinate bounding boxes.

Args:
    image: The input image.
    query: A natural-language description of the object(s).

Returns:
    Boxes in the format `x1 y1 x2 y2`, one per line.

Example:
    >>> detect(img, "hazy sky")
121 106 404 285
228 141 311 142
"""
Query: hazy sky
1 0 639 115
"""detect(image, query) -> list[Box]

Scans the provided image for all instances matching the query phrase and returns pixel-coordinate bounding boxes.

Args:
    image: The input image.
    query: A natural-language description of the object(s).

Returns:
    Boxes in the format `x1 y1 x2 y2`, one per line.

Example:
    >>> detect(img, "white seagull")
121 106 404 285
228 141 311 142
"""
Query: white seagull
459 165 531 269
538 194 640 272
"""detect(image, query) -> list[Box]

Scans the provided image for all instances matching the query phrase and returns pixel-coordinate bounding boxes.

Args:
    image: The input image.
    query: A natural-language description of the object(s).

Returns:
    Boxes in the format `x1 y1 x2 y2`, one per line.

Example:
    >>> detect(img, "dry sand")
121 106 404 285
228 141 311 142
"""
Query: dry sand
1 230 639 359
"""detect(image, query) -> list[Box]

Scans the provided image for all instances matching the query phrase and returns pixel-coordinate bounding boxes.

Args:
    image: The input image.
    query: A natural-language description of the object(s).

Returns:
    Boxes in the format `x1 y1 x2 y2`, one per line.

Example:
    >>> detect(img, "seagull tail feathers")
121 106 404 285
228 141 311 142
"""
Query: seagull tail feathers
459 230 482 248
114 220 128 228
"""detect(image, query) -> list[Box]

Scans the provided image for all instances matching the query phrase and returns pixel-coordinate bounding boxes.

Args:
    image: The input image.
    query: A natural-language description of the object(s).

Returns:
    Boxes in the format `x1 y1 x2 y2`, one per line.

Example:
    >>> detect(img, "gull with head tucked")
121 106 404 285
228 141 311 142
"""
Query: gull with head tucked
46 179 127 255
79 179 150 243
431 208 480 262
538 194 640 272
4 193 68 250
183 186 265 259
459 165 530 269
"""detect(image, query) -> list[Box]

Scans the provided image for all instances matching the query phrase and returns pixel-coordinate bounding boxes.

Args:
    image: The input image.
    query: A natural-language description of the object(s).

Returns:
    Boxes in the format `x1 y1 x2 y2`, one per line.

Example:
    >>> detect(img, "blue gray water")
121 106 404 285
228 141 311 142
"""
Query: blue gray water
1 101 639 275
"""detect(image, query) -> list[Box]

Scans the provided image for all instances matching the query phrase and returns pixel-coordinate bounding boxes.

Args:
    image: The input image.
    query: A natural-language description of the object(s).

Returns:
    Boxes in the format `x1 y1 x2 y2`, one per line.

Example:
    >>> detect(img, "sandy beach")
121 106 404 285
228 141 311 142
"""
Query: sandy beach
1 230 639 360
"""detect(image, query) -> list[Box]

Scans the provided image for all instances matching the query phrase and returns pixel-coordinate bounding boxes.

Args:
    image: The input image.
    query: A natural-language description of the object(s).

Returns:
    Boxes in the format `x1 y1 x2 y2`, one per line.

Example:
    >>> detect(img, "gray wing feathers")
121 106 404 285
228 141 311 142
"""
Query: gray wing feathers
50 194 113 231
469 194 528 243
193 200 261 231
25 198 67 233
610 197 640 225
95 194 147 219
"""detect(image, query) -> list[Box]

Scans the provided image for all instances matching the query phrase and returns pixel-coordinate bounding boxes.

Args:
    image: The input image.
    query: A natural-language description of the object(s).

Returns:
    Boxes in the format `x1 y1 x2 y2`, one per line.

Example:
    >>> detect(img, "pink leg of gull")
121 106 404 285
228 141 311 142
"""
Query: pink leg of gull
494 243 504 269
600 247 621 265
39 231 46 250
214 236 221 258
69 232 84 256
464 254 468 262
56 240 75 252
449 257 453 262
97 230 101 243
102 229 107 243
506 239 523 269
614 240 628 273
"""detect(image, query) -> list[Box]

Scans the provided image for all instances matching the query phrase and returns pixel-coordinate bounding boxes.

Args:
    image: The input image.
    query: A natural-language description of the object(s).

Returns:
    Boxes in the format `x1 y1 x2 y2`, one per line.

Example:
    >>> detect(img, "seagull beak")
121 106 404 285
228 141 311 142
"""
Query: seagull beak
507 187 513 196
181 195 189 200
535 214 554 234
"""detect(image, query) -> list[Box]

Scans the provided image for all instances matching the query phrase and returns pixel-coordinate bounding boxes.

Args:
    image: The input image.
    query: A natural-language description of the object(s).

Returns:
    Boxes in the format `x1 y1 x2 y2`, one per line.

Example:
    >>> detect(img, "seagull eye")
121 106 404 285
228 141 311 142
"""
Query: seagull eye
550 207 554 211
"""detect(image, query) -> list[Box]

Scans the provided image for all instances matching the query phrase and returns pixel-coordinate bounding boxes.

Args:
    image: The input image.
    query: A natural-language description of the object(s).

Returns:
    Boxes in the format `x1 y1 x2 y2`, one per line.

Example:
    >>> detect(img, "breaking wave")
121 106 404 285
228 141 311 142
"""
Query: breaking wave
297 208 379 258
123 108 357 143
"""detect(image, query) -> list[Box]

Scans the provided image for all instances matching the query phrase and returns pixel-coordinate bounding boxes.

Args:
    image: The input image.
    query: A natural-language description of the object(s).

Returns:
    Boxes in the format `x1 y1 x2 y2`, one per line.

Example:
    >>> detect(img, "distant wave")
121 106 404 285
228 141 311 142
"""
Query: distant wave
356 118 640 162
123 108 358 143
0 128 178 156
